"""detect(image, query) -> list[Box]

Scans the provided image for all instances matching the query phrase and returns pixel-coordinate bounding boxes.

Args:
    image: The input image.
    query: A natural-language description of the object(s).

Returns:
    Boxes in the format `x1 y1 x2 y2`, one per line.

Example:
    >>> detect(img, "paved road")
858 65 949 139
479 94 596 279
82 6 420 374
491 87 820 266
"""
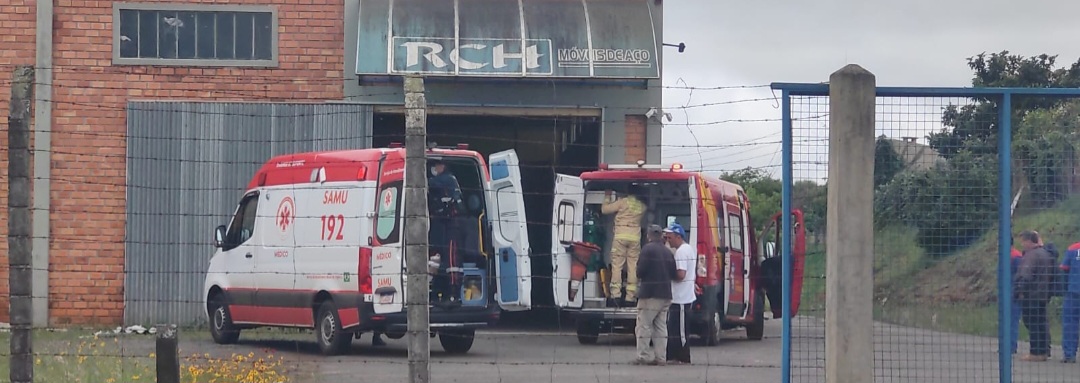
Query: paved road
185 321 787 383
40 316 1078 383
789 317 1078 383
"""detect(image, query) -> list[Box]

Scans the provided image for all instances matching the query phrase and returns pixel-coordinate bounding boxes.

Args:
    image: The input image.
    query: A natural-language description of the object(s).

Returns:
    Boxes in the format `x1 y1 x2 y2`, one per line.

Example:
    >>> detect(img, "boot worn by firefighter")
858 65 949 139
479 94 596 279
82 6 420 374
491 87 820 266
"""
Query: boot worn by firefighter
609 281 623 306
624 284 638 304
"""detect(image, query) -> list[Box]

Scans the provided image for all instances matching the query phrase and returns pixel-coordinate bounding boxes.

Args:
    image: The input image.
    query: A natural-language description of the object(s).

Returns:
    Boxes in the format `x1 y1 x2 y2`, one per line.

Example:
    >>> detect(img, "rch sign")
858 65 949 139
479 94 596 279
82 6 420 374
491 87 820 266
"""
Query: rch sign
392 37 553 75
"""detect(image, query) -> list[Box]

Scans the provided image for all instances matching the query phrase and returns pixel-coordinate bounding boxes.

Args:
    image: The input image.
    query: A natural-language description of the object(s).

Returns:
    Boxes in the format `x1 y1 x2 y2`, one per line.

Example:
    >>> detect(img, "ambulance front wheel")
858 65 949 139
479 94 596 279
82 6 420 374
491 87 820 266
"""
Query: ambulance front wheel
316 301 353 355
208 294 241 345
745 291 766 341
439 329 475 354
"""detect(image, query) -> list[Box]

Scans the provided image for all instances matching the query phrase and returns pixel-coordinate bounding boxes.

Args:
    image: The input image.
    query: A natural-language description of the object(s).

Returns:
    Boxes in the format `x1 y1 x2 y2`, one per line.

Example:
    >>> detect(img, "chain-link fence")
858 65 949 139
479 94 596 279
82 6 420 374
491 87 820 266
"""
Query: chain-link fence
776 71 1080 383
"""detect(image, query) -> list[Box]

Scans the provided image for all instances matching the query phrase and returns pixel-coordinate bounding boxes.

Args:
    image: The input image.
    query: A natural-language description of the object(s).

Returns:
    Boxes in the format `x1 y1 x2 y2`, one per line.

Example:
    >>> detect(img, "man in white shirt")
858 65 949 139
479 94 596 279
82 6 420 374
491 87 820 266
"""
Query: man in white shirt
664 222 696 364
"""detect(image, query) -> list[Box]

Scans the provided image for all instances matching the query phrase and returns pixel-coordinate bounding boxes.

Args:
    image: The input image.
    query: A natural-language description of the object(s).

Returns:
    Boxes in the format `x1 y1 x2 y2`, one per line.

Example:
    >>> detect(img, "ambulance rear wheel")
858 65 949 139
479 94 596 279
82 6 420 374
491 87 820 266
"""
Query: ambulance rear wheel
576 319 600 345
316 301 353 355
703 310 722 346
439 329 476 354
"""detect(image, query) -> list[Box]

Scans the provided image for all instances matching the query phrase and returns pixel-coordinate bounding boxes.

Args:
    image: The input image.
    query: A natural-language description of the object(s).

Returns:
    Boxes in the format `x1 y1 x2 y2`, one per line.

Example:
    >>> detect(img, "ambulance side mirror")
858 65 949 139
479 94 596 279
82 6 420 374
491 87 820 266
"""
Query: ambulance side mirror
214 225 227 248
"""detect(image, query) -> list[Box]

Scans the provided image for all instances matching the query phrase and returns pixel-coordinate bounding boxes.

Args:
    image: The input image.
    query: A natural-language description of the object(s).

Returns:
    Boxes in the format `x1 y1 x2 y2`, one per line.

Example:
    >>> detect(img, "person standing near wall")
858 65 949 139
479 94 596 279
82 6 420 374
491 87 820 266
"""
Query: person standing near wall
1060 242 1080 363
634 224 677 366
603 186 646 304
664 222 695 364
1015 230 1056 362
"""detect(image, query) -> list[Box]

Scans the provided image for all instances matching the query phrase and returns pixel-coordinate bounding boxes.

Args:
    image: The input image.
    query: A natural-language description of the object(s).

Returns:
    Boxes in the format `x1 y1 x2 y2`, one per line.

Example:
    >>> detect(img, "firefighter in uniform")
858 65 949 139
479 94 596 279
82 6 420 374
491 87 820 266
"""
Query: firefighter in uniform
601 186 646 304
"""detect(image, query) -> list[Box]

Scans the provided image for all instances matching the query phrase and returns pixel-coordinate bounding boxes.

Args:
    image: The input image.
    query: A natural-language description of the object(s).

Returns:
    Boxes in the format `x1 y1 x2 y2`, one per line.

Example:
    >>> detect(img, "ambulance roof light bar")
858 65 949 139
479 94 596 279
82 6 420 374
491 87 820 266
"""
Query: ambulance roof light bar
598 159 672 171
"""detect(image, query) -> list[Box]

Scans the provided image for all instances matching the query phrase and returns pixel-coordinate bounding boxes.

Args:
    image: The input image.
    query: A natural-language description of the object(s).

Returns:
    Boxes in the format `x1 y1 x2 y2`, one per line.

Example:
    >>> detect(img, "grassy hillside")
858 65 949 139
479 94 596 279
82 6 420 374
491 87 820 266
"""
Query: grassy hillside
798 196 1080 338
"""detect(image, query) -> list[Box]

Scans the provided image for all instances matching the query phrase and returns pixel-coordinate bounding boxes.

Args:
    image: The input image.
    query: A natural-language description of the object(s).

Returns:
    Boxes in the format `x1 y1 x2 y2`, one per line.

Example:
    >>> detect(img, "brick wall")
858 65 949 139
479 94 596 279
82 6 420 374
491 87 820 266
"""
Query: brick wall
2 0 345 325
0 0 38 323
624 114 647 163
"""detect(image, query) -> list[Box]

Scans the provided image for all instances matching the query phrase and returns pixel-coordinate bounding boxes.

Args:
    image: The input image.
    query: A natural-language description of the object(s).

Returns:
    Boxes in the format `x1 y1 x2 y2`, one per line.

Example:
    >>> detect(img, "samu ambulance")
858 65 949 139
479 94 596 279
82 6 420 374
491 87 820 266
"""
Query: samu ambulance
551 162 807 345
202 144 531 355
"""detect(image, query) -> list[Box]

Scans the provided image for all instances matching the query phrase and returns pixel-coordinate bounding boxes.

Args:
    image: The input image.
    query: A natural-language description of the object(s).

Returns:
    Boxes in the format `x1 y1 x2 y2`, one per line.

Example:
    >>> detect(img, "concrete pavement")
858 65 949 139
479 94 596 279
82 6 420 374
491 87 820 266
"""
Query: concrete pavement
21 316 1079 383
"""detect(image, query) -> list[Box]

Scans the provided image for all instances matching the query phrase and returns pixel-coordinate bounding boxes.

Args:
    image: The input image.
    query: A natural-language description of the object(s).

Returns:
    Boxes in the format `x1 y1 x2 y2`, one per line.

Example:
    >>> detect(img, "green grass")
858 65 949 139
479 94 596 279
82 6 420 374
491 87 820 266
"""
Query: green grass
797 196 1080 341
0 328 308 383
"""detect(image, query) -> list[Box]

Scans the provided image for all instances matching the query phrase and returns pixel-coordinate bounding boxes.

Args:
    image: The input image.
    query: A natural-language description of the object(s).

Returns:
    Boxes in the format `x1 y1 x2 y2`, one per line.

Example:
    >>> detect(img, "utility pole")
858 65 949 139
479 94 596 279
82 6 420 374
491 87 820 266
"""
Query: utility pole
403 75 430 383
8 65 35 383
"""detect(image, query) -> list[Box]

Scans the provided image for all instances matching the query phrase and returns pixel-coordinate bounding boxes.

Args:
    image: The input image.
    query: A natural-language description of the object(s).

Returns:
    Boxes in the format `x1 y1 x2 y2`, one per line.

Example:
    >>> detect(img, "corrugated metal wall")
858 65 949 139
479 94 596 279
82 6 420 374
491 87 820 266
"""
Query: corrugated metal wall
123 101 372 326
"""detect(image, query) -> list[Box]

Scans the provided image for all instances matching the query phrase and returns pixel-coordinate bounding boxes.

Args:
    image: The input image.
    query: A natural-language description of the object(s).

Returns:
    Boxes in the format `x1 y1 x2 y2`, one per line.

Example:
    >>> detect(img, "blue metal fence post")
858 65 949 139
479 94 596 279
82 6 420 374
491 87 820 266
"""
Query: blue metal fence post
781 89 793 383
998 92 1013 383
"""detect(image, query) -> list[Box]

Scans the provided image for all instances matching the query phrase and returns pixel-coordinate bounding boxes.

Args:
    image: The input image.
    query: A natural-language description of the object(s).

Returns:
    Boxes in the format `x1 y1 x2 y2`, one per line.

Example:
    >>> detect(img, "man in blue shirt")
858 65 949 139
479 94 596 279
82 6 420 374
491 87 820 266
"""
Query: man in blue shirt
1061 242 1080 363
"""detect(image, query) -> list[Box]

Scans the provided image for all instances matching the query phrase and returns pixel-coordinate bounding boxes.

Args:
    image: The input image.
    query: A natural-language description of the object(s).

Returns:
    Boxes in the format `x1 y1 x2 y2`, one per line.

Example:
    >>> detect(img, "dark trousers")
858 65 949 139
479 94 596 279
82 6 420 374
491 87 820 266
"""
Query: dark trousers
666 303 692 363
1021 297 1051 356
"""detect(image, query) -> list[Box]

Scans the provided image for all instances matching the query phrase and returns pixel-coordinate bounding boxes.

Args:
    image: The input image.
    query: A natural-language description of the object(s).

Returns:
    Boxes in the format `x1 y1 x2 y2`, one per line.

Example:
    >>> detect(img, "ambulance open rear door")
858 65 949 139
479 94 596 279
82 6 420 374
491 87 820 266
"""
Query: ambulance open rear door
551 173 585 309
487 150 532 311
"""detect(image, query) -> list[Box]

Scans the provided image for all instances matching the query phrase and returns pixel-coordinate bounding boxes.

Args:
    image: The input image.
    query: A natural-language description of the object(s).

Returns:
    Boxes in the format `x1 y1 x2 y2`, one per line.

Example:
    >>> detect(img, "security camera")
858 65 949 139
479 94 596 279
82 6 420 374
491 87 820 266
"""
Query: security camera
646 108 673 123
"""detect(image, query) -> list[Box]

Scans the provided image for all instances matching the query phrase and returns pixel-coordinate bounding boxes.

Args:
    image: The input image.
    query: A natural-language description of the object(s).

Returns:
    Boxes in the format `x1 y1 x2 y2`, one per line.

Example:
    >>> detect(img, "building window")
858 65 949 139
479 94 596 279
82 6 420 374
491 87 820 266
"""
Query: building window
112 3 278 67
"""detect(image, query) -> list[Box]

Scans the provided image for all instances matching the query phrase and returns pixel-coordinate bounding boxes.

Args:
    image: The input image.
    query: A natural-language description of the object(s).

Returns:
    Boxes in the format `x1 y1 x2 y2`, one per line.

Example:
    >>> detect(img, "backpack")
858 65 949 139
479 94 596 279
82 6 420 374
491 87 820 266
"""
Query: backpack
1044 243 1067 298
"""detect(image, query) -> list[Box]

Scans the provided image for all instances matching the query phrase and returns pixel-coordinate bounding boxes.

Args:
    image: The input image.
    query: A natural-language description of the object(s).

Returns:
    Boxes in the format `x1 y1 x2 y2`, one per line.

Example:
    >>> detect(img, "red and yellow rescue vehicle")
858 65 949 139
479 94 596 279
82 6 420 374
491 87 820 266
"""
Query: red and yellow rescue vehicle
550 162 806 345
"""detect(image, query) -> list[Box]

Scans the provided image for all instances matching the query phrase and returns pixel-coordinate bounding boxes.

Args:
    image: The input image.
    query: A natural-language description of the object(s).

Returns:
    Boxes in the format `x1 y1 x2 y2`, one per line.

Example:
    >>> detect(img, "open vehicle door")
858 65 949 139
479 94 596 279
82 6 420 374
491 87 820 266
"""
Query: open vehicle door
551 173 585 309
371 151 406 314
488 150 532 311
759 209 806 318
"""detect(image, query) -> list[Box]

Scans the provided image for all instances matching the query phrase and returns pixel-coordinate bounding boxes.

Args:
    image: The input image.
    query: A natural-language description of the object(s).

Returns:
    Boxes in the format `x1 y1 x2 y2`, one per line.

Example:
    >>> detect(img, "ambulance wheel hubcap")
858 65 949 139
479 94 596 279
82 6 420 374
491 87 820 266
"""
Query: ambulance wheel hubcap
321 315 336 344
214 307 226 330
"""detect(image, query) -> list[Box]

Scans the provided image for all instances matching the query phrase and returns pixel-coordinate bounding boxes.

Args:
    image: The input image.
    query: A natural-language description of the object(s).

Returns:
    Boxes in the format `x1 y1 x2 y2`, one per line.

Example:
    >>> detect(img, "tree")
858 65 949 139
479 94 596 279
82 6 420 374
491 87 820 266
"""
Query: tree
874 149 998 256
1013 101 1080 207
929 51 1080 159
720 167 781 237
874 136 905 189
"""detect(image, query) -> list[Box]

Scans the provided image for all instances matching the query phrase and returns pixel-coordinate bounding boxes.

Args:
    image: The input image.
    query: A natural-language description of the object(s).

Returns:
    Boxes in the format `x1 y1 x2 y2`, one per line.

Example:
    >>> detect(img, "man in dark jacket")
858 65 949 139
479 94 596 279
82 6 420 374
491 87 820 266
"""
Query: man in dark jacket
633 224 678 366
1015 230 1057 362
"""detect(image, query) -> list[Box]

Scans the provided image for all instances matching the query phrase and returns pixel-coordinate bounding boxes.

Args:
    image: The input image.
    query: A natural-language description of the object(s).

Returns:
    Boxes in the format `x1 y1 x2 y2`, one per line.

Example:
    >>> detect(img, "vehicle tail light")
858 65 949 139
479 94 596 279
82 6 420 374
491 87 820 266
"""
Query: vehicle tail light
359 247 373 295
356 165 368 180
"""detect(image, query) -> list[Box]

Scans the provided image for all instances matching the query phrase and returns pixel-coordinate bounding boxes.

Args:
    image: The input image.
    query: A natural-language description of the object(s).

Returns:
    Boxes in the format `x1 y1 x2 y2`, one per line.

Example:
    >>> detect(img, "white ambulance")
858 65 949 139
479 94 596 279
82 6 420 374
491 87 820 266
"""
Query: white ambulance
202 144 531 355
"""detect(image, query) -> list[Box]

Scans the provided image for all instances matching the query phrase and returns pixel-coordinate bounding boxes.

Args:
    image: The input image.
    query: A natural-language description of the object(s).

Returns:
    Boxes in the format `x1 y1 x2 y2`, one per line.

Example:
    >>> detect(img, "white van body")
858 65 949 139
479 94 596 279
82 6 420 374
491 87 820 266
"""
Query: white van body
202 146 531 355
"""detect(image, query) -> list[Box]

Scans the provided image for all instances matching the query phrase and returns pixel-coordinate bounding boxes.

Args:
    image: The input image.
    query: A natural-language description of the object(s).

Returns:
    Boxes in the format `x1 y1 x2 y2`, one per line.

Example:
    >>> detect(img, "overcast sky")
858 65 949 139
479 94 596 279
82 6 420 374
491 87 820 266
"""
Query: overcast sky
659 0 1080 182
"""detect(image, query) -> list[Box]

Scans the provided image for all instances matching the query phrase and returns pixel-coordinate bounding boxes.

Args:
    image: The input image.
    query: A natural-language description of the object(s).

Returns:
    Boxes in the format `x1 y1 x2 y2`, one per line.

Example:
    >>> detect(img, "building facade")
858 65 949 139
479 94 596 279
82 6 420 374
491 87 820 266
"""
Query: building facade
0 0 663 327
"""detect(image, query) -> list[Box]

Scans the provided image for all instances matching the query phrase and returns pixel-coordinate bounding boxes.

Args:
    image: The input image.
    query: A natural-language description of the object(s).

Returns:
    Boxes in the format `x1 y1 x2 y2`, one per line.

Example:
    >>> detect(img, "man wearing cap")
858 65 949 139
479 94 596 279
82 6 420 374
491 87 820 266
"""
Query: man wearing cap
664 222 695 364
634 224 678 366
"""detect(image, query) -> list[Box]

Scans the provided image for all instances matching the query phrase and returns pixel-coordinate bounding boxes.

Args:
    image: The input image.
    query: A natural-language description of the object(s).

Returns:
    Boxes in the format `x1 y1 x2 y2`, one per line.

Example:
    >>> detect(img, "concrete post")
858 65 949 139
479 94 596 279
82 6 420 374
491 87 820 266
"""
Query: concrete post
8 65 35 383
403 75 431 383
825 64 876 383
33 0 55 328
155 325 180 383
